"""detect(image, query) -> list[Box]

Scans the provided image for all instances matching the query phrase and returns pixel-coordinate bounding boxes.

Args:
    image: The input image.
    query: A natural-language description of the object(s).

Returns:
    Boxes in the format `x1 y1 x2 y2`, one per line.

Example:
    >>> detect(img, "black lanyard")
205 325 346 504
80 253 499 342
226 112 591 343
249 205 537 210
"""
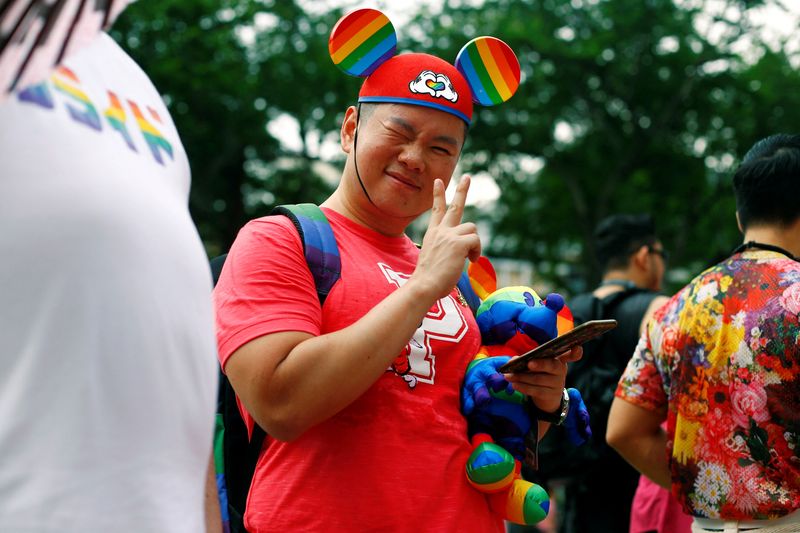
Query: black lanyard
732 241 798 262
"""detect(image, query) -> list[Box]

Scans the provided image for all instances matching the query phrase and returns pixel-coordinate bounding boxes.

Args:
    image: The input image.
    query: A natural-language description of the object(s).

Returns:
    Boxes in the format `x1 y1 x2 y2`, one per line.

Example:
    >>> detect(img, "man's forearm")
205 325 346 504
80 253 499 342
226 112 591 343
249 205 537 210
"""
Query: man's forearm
231 276 449 441
613 427 671 488
606 398 671 488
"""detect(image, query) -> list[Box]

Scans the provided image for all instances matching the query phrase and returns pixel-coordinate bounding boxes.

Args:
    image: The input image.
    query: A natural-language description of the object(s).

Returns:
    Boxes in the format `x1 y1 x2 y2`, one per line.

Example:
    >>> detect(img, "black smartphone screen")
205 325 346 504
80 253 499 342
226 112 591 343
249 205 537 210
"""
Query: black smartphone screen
497 319 618 373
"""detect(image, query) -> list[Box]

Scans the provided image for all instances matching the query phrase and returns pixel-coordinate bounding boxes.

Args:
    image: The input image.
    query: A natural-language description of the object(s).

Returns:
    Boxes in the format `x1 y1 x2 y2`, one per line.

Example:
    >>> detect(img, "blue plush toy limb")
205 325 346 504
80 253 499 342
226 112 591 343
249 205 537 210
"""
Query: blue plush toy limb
564 387 592 446
462 356 531 460
461 357 515 416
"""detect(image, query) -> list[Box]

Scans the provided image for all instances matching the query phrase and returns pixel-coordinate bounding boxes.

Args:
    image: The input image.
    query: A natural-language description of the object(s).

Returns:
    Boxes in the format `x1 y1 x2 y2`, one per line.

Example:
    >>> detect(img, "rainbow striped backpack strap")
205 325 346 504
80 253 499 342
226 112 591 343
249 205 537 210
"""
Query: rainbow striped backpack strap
457 271 481 316
211 204 341 533
270 204 341 305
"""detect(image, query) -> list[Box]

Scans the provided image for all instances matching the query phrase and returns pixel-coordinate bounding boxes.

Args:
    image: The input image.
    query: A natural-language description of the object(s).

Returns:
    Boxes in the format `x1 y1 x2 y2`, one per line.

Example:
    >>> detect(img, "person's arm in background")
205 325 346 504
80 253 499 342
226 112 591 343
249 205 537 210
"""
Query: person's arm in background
204 449 222 533
607 306 672 489
223 178 484 442
606 398 670 488
640 295 670 335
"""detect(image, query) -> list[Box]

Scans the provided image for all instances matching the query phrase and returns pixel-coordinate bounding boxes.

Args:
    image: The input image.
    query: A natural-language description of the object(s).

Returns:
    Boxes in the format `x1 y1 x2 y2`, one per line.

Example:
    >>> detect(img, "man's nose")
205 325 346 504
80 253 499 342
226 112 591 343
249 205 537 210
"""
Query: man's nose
398 143 424 172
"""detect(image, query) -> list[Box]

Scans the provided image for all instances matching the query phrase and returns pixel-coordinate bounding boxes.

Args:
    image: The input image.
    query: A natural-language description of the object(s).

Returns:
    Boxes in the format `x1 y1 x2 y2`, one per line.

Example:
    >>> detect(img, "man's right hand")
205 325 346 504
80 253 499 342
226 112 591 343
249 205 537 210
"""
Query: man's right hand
410 175 482 301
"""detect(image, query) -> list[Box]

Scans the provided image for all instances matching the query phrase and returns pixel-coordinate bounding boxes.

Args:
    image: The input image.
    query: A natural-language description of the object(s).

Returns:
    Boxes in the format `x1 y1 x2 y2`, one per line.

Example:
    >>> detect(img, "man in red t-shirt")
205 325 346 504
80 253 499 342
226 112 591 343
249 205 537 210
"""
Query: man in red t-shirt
213 9 580 533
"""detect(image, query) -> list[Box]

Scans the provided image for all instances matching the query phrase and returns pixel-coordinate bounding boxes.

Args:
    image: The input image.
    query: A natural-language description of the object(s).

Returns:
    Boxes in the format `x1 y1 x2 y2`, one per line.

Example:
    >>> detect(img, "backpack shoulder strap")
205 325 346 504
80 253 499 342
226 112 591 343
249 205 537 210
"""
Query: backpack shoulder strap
567 292 600 325
566 287 644 380
599 286 649 315
603 289 659 349
210 253 228 286
212 204 341 302
610 289 659 321
213 204 342 532
456 271 481 316
572 286 649 323
269 203 341 305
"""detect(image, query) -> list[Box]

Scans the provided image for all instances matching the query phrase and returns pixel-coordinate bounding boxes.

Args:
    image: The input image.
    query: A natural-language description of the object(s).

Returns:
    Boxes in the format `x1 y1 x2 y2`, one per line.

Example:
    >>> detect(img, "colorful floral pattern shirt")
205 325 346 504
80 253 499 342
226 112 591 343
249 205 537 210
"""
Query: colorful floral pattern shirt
616 250 800 520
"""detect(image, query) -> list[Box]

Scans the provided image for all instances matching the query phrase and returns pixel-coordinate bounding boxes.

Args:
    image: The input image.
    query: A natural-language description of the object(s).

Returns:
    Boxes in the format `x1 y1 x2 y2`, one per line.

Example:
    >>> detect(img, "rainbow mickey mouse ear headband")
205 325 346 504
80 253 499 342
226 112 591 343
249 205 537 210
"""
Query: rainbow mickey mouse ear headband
329 8 520 125
455 36 521 106
328 9 398 77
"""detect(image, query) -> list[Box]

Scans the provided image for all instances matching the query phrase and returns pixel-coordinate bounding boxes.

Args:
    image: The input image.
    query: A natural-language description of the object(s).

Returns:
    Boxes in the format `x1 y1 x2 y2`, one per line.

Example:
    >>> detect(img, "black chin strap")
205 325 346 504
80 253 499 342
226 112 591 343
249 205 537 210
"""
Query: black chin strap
732 241 798 262
353 103 374 206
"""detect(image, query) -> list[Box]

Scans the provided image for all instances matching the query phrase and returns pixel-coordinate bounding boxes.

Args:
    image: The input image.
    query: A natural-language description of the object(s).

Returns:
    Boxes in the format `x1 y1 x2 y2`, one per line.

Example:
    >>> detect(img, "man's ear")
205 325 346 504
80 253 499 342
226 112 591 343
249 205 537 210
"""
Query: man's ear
340 106 358 154
632 245 650 270
735 211 743 234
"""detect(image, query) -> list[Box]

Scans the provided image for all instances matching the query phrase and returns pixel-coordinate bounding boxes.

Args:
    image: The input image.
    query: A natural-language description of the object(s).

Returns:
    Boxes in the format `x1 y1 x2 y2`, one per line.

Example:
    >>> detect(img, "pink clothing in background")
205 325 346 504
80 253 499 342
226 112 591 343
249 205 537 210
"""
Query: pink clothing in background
630 474 692 533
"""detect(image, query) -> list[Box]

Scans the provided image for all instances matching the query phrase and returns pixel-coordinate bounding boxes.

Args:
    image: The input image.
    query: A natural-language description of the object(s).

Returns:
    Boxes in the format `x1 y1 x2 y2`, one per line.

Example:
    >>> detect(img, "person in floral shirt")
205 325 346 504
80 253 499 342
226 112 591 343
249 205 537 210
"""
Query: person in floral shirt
607 133 800 532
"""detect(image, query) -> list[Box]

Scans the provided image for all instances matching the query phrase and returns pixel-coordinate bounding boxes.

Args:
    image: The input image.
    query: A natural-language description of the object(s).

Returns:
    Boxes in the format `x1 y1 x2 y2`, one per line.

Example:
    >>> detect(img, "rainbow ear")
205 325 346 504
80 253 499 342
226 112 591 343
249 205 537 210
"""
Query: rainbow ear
455 37 521 106
467 256 497 301
328 9 397 77
556 305 574 335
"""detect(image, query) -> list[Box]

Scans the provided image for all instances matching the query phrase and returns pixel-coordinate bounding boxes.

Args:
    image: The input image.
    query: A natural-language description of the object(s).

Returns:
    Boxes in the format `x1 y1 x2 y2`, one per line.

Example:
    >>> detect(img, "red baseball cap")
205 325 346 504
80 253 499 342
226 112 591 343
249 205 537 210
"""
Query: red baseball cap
358 53 473 125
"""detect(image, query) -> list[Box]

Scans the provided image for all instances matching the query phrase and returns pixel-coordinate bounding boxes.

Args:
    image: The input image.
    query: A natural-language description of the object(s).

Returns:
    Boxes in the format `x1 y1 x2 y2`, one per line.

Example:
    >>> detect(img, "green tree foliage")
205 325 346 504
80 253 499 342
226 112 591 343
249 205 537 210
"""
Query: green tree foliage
111 0 800 291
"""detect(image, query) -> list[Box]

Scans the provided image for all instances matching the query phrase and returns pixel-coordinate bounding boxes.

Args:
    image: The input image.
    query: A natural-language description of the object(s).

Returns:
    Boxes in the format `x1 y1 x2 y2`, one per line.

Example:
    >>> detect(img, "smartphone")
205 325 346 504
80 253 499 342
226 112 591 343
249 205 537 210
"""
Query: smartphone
497 319 618 374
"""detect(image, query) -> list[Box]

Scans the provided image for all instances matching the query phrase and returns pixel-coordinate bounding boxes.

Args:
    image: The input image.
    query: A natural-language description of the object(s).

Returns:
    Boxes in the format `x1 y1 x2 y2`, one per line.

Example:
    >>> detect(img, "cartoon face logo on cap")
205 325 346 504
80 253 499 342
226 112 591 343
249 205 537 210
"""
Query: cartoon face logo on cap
409 71 458 103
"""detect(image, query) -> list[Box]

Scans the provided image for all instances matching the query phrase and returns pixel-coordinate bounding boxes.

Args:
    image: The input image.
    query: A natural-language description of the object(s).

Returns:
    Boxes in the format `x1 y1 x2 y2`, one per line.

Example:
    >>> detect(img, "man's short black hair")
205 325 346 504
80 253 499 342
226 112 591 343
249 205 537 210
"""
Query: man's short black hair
594 213 657 272
733 133 800 230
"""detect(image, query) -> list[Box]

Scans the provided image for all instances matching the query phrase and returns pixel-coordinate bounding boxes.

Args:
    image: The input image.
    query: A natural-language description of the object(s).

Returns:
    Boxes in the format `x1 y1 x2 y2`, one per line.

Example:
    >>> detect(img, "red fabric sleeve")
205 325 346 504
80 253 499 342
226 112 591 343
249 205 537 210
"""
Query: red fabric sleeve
213 215 322 370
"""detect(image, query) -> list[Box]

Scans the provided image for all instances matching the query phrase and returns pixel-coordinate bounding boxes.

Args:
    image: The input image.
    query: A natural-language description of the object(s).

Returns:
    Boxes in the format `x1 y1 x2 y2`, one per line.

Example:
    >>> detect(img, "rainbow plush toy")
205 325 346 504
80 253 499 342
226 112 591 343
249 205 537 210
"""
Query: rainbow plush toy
461 257 591 526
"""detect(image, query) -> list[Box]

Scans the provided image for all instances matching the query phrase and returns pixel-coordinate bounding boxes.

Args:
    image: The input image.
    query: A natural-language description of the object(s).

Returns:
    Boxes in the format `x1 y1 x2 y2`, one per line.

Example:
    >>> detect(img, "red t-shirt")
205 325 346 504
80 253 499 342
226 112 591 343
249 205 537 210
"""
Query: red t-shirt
214 208 500 532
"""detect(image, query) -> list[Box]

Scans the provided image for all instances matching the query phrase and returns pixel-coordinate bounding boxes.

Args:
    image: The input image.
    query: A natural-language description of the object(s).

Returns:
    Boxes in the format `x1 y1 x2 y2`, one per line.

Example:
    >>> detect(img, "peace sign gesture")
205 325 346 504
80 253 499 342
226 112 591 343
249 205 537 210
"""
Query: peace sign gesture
409 175 482 302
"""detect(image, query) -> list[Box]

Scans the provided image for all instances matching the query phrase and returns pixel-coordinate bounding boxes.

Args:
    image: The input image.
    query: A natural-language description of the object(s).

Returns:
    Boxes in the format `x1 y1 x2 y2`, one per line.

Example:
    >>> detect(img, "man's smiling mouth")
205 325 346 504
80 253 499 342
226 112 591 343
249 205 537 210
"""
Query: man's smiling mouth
386 171 421 190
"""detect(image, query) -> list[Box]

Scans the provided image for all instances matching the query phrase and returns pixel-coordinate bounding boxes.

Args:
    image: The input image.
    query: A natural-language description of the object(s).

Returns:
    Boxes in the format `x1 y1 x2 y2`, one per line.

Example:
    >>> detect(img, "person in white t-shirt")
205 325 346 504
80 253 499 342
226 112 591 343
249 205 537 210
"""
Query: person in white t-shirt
0 33 219 532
